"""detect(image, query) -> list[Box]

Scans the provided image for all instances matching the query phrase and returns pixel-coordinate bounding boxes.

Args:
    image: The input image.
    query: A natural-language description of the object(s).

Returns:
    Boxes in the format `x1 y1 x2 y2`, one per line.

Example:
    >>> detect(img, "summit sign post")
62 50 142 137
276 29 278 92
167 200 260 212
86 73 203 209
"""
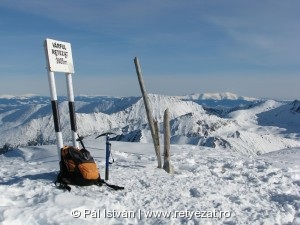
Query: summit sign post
44 38 74 73
44 38 79 159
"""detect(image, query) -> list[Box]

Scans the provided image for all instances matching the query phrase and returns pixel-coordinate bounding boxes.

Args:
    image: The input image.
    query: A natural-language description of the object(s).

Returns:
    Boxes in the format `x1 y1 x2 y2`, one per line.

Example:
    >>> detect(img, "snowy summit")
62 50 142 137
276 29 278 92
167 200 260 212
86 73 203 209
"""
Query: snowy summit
0 92 299 224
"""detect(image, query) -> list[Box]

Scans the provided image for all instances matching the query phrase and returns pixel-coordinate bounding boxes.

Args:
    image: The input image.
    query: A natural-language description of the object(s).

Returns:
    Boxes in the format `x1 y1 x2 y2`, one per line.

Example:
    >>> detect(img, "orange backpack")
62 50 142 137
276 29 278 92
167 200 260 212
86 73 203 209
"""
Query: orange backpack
56 146 101 190
55 146 124 191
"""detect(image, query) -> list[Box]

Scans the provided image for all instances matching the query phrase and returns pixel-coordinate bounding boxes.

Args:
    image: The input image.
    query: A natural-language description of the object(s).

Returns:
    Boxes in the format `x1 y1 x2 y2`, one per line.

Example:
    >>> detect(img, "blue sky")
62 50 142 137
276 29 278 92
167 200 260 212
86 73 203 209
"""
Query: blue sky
0 0 299 100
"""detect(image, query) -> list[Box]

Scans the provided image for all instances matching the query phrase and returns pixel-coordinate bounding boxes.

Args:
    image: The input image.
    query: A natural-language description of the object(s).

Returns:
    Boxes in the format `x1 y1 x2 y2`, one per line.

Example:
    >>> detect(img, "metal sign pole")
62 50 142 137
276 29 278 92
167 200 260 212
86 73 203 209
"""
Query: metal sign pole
66 73 79 149
47 70 64 159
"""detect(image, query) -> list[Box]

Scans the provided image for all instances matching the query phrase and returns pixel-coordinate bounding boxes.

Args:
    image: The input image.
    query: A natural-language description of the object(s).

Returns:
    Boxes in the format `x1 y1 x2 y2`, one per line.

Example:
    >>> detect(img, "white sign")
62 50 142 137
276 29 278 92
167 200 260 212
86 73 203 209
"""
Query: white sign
44 38 74 73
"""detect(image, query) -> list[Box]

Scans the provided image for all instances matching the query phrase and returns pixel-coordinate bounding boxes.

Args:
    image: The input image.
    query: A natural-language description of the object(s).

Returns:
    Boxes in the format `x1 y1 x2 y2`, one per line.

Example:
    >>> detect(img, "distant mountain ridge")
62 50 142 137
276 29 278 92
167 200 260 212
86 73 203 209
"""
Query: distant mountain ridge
181 92 258 101
0 93 299 155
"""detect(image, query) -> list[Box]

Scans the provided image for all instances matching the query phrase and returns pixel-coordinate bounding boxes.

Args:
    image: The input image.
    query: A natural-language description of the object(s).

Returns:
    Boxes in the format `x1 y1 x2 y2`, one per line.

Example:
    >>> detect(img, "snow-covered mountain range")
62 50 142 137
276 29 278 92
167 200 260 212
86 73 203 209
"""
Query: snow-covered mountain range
1 92 299 155
0 92 300 224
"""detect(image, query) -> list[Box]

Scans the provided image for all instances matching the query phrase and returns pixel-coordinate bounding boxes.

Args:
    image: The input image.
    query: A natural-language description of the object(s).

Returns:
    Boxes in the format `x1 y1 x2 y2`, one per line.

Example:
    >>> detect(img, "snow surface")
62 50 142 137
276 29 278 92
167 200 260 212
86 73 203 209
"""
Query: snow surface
0 137 299 225
0 92 299 224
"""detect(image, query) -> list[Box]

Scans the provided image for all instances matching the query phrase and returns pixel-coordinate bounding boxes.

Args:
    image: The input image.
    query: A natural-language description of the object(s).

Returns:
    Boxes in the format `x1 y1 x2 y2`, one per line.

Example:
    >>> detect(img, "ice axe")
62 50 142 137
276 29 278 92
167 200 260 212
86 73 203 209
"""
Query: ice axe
76 134 86 150
95 132 116 180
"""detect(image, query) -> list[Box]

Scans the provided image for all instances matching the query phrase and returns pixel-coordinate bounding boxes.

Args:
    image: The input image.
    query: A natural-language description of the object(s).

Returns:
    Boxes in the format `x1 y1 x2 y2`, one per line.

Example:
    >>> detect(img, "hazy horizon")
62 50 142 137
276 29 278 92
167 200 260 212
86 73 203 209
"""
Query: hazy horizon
1 1 299 100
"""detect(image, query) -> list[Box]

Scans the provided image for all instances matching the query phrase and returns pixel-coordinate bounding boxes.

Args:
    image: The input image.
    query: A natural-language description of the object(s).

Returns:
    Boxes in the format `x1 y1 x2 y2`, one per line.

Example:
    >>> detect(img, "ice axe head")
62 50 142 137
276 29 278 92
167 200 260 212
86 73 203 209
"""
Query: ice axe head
95 132 116 139
76 136 84 142
76 135 86 149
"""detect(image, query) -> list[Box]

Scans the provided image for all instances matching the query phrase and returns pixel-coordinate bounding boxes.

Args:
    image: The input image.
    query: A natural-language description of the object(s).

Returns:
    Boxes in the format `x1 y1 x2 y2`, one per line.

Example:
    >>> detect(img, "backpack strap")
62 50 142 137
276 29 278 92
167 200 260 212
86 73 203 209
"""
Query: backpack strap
55 176 124 191
97 178 124 191
55 175 124 192
55 173 72 192
55 148 72 191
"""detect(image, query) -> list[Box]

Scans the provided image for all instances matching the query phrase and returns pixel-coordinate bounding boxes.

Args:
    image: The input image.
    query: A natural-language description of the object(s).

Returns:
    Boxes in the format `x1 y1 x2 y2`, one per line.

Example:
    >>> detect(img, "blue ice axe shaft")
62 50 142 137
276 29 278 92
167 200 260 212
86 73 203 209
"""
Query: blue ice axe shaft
105 135 110 180
95 132 115 181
